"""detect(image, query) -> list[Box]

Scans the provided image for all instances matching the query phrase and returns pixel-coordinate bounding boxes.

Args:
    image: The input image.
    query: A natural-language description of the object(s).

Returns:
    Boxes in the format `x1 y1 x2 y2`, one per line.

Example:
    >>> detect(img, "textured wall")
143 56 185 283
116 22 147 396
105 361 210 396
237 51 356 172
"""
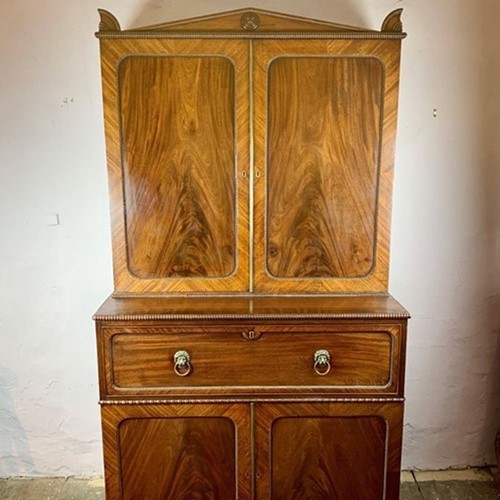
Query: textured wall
0 0 498 476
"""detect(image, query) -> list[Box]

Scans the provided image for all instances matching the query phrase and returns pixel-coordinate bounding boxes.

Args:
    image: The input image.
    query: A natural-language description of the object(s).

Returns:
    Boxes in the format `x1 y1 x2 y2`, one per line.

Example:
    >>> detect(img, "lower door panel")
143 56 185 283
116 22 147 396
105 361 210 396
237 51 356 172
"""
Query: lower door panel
254 402 403 500
101 403 251 500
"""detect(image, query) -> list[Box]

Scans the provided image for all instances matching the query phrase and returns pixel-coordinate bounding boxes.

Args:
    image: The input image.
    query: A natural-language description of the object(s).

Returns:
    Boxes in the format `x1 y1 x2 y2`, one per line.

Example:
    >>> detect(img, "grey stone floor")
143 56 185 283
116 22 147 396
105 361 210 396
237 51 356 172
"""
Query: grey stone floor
402 468 500 499
0 469 498 499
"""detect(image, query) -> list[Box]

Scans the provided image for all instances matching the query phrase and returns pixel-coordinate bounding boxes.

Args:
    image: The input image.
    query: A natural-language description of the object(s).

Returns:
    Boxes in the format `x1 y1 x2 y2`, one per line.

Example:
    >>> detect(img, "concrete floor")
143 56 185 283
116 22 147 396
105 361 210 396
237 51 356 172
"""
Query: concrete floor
0 469 498 499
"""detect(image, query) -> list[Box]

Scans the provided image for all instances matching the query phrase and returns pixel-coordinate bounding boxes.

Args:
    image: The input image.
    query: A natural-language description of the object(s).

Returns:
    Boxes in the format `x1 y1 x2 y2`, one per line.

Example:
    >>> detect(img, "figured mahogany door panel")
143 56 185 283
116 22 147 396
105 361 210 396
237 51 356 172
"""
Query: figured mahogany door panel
254 402 403 500
266 57 381 279
253 40 402 293
100 323 403 397
101 403 251 500
120 56 236 280
272 417 385 499
120 418 235 499
99 39 249 293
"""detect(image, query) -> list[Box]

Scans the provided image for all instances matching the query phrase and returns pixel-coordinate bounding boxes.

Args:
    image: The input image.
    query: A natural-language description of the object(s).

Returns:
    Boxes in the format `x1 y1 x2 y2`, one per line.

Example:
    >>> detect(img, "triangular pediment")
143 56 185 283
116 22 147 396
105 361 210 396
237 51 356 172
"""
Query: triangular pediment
97 8 404 36
131 8 375 33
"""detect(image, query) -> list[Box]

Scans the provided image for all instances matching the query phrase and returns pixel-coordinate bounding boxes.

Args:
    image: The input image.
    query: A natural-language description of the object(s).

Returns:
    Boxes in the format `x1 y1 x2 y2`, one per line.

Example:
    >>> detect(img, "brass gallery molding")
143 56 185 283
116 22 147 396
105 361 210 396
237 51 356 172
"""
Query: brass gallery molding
94 312 410 321
99 397 405 405
96 31 406 40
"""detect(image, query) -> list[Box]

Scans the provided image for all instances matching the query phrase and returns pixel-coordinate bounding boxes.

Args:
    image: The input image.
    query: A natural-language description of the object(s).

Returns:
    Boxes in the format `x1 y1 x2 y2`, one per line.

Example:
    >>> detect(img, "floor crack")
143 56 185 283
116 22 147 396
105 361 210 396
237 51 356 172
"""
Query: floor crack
411 470 425 498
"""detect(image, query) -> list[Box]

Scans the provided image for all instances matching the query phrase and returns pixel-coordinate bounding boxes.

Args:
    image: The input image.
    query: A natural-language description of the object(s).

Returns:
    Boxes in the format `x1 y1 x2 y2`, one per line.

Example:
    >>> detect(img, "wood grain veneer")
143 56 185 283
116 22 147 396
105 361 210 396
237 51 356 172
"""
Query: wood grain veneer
94 293 410 320
99 13 403 294
96 8 406 38
495 427 500 489
255 402 403 500
119 56 236 279
272 417 386 498
99 38 249 293
101 403 251 500
129 8 376 34
100 324 402 397
253 39 402 293
120 417 236 499
267 57 382 279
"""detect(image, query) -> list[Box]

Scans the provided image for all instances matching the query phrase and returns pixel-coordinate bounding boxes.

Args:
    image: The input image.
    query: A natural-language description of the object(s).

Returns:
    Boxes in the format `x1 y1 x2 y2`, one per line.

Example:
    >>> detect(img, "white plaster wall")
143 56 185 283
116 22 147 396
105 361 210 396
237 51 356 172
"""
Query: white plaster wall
0 0 498 476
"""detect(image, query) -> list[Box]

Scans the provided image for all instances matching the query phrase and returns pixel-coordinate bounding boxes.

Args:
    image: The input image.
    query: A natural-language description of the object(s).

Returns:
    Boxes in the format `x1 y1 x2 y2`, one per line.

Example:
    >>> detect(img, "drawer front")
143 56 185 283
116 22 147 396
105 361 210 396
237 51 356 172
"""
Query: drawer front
99 324 404 397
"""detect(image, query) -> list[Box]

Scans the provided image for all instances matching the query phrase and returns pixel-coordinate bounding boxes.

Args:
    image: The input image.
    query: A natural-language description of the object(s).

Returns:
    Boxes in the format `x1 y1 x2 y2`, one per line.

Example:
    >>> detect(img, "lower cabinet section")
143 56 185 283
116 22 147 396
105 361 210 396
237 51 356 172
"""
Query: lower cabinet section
101 401 403 500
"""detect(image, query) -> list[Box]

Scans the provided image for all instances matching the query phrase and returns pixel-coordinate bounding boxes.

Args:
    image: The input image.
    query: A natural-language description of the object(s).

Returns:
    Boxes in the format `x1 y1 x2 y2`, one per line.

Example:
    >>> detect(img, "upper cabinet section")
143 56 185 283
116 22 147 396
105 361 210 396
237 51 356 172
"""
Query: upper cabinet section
96 9 405 295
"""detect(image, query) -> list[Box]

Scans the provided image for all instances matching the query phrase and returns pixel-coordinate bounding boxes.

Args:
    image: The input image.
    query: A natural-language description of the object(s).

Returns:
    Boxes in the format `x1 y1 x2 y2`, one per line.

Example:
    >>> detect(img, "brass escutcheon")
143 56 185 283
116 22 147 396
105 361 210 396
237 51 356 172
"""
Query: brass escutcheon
242 329 262 340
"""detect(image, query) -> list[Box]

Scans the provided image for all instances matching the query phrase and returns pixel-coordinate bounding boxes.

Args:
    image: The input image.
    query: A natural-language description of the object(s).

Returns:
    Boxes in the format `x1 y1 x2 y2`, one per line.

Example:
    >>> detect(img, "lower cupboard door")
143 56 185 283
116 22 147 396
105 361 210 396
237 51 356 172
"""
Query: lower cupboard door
101 403 251 500
254 402 403 500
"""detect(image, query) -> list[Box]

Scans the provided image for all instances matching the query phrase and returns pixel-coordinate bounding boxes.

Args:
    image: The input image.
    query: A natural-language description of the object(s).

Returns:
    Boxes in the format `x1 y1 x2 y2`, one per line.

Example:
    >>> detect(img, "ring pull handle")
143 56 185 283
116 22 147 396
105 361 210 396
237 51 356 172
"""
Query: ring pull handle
173 350 192 377
313 349 331 376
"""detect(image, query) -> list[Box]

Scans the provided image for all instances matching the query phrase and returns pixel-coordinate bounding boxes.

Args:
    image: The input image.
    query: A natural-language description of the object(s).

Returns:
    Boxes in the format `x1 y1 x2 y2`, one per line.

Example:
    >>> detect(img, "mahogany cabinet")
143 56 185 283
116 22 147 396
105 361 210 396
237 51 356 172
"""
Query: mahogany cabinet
94 7 408 500
99 401 403 500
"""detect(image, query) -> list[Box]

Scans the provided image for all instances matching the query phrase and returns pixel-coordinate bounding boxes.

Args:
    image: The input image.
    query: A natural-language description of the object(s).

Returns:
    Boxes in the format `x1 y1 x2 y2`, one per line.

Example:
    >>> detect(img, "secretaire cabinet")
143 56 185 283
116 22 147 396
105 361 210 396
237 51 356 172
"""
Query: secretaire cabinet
94 7 409 499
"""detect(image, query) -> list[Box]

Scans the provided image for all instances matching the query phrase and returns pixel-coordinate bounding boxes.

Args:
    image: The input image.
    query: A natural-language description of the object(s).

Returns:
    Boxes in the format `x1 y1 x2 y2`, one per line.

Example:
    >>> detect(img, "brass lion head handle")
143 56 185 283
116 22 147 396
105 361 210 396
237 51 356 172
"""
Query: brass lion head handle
313 349 331 376
173 350 192 377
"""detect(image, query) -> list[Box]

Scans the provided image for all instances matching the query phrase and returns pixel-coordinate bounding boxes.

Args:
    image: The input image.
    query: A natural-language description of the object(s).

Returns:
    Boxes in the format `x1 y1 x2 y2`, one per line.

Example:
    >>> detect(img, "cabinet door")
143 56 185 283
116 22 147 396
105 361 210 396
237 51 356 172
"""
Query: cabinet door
100 39 249 293
254 402 403 500
101 403 251 500
253 39 402 293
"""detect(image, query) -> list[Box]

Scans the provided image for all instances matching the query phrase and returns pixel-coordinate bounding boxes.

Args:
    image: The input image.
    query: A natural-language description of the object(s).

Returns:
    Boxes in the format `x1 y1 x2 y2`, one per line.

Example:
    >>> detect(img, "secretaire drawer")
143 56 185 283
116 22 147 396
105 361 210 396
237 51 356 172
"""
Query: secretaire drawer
98 323 405 397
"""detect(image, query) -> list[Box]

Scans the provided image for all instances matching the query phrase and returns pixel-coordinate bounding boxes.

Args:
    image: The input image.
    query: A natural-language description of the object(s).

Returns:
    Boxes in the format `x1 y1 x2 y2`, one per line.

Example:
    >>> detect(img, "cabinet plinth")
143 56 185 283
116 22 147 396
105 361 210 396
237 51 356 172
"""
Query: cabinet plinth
94 7 408 499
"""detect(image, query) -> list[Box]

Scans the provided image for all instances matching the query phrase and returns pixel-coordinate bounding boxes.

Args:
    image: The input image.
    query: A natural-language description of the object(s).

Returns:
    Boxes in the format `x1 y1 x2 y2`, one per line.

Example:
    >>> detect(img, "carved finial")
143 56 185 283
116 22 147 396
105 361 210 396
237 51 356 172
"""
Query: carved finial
381 9 403 33
98 9 121 32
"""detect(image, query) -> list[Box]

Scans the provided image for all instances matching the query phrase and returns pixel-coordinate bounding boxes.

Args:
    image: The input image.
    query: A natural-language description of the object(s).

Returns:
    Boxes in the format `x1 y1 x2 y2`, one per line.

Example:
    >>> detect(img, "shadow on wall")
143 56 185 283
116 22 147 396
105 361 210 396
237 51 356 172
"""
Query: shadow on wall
126 0 370 31
0 365 37 476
